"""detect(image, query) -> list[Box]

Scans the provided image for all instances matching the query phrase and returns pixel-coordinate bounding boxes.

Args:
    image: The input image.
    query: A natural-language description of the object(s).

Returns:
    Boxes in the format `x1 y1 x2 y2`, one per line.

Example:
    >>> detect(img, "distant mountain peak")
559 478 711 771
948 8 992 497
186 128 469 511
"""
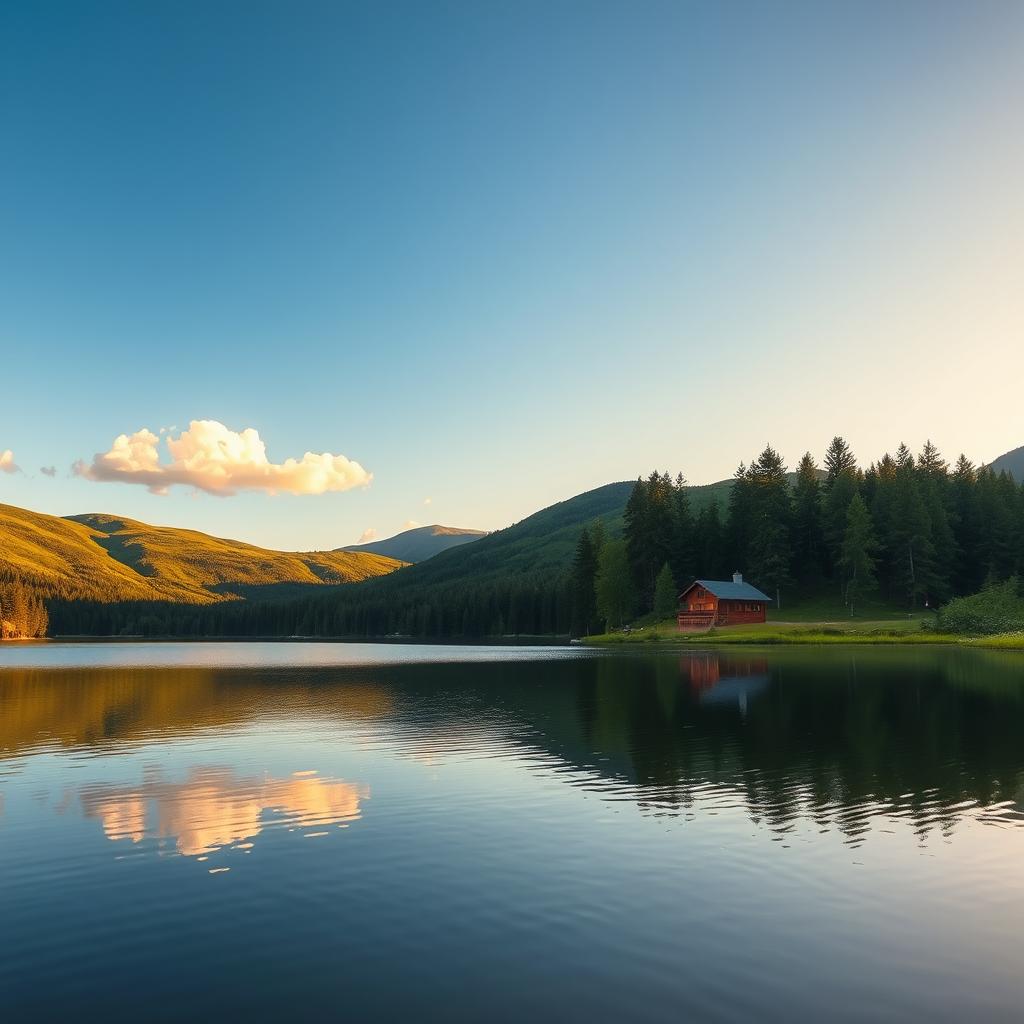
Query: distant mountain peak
988 445 1024 481
423 525 487 538
341 524 487 564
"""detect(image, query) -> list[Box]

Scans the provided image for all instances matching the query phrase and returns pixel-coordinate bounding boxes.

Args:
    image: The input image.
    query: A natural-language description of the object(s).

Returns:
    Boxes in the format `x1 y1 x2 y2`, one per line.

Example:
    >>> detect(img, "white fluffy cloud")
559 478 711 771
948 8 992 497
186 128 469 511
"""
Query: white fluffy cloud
74 420 372 497
358 528 378 543
402 520 421 530
0 449 18 474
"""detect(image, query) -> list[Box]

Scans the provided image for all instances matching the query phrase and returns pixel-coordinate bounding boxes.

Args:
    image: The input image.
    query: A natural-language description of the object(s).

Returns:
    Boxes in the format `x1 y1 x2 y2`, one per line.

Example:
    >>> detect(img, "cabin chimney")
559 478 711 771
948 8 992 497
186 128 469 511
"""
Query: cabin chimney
732 571 743 585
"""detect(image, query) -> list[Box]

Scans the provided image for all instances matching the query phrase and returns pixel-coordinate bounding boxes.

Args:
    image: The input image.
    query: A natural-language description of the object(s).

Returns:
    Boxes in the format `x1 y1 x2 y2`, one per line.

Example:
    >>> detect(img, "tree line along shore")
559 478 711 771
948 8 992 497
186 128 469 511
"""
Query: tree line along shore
3 436 1024 645
570 437 1024 644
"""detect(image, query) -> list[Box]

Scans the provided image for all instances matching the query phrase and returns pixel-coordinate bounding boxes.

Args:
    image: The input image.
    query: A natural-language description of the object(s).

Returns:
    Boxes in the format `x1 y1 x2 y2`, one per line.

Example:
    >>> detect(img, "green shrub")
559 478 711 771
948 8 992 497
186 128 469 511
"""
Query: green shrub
937 579 1024 635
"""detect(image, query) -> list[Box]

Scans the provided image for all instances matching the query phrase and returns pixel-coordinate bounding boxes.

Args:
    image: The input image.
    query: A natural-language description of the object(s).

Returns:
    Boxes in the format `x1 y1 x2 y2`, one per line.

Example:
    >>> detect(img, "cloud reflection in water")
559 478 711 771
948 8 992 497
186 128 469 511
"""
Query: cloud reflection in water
80 768 368 857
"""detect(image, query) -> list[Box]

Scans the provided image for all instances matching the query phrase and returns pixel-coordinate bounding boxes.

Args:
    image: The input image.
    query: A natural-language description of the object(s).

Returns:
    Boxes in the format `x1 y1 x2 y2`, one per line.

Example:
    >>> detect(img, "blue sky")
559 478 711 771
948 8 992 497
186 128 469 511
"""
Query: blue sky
2 1 1022 550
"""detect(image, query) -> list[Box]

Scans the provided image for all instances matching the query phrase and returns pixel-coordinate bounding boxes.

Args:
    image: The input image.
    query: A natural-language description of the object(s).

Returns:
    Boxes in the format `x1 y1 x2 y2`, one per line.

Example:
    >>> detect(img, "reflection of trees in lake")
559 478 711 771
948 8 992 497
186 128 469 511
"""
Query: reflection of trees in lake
0 667 395 755
3 649 1023 846
566 649 1024 844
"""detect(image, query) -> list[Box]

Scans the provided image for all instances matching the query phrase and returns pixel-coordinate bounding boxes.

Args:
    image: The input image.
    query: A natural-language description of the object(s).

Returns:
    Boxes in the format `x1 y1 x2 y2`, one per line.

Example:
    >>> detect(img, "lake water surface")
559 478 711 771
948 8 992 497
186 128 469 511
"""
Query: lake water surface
2 642 1023 1021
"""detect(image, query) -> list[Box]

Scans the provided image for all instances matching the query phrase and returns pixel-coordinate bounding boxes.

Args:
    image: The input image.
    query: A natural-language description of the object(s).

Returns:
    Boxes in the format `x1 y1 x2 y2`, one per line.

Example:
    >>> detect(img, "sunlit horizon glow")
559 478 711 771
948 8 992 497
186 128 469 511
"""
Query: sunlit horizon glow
2 2 1022 548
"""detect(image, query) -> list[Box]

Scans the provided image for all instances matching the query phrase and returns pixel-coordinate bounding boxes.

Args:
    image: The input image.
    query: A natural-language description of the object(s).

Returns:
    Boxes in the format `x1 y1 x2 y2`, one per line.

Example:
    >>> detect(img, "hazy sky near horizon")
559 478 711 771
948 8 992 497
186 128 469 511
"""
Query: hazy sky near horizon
2 1 1022 550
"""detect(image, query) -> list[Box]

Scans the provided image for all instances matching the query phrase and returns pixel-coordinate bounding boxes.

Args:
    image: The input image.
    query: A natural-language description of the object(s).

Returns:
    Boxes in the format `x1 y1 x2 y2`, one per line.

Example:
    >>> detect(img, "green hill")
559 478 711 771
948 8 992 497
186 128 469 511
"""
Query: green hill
988 445 1024 481
0 503 402 605
0 467 783 624
341 524 487 563
381 481 634 589
380 473 764 589
1 473 742 615
9 469 824 637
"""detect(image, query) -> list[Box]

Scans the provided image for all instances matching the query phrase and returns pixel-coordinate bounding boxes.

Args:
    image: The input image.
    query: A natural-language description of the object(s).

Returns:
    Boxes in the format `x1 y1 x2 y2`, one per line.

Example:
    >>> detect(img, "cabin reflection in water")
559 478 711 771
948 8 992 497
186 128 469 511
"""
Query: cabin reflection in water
680 654 769 713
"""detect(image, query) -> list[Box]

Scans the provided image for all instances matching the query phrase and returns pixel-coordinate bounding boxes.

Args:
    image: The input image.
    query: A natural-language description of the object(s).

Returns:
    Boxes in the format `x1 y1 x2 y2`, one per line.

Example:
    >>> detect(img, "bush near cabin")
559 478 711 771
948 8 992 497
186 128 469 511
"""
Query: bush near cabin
937 578 1024 636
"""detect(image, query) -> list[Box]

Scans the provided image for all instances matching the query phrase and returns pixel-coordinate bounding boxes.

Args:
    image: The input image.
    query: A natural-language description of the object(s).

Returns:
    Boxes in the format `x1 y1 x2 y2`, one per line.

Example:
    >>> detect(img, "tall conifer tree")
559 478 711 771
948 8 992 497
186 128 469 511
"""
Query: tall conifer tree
822 436 860 577
839 494 878 614
570 528 599 637
791 452 824 581
747 445 793 605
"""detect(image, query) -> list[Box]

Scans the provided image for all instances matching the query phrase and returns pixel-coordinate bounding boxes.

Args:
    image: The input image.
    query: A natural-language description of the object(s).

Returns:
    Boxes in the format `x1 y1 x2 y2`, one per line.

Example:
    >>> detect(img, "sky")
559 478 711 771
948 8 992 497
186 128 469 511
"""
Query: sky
1 0 1022 551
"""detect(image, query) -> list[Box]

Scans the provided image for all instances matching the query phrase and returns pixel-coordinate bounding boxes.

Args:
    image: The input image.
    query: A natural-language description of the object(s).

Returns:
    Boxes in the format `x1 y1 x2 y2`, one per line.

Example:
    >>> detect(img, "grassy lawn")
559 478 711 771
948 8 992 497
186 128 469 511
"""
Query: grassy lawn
766 590 919 624
584 616 1024 650
972 632 1024 650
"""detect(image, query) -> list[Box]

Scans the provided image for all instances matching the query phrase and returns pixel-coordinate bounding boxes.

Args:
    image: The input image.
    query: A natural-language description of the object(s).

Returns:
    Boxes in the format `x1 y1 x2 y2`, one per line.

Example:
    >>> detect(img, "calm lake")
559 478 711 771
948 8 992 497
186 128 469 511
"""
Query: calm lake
2 642 1023 1021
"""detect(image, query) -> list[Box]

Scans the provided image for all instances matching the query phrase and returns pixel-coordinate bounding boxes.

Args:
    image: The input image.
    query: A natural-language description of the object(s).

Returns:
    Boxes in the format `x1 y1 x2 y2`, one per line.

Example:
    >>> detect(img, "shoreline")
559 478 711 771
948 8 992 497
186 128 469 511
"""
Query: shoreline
0 634 573 647
583 626 1024 651
4 630 1024 653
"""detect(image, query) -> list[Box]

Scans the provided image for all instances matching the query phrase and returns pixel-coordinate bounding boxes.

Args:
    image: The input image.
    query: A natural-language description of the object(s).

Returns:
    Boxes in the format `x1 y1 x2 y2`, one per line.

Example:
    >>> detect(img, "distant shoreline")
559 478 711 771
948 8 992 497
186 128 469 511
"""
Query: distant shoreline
1 634 574 647
4 629 1023 653
584 623 1024 651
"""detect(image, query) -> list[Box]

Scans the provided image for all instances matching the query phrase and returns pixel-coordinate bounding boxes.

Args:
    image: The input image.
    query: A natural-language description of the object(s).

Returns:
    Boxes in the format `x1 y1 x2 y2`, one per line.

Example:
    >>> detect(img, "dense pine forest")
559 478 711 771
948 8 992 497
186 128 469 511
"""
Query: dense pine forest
0 574 50 639
24 438 1024 640
570 438 1024 635
46 571 569 639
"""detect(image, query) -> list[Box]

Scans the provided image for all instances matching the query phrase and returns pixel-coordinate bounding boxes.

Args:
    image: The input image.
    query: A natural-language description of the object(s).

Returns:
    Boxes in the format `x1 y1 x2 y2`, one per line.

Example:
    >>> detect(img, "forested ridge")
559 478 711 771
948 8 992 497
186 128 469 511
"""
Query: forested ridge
30 438 1024 641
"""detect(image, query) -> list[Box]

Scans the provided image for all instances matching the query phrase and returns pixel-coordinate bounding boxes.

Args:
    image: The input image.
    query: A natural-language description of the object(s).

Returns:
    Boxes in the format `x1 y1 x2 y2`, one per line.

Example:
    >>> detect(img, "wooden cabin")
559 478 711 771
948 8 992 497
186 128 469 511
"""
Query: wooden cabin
678 573 771 629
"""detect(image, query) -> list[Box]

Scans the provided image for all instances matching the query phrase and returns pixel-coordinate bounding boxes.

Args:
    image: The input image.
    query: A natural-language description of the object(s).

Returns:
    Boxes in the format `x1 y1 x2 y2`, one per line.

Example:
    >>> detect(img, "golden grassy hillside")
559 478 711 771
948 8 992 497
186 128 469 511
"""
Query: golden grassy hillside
0 503 402 604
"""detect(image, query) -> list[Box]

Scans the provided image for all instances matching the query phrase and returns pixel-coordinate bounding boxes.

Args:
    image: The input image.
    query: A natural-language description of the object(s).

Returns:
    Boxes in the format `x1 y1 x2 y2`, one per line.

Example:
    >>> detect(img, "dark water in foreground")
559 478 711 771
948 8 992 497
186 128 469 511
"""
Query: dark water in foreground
2 642 1024 1022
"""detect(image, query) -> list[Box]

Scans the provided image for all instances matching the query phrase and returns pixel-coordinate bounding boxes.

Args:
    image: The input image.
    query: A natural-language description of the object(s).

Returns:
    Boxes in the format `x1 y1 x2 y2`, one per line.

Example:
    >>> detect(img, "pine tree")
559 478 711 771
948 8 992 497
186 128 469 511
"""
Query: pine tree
891 460 936 607
977 470 1016 581
791 452 824 582
623 476 649 594
570 528 599 637
916 439 947 478
0 578 48 639
10 583 27 637
624 472 677 612
595 540 637 630
695 501 725 577
1015 480 1024 577
998 473 1022 578
922 487 956 603
915 441 956 603
653 562 677 619
822 436 860 578
669 474 695 588
747 445 792 605
824 435 858 481
950 455 983 595
839 494 878 615
725 462 753 572
869 453 899 599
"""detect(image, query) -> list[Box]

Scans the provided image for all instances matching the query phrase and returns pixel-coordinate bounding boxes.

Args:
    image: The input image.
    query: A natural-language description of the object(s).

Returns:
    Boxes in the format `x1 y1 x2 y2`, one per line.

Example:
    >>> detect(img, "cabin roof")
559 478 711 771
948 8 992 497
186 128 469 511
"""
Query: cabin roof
680 579 773 602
